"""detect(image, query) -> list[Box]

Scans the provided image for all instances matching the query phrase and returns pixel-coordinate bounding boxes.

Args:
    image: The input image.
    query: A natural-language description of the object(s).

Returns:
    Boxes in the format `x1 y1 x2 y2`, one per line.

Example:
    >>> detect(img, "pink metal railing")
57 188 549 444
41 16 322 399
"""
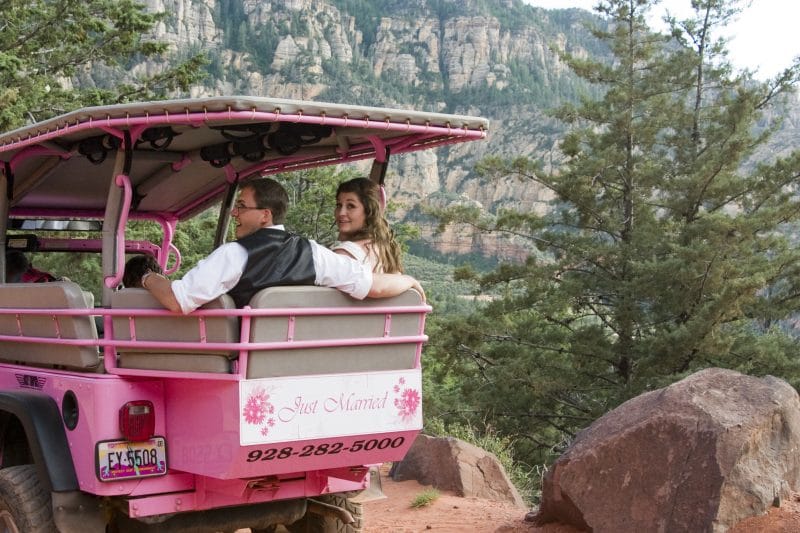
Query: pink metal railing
0 303 431 381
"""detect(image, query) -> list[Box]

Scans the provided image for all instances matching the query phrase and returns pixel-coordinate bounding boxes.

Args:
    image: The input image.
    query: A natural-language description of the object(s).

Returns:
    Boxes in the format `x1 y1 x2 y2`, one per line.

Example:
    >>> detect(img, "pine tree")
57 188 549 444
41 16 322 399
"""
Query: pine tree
428 0 800 468
0 0 207 131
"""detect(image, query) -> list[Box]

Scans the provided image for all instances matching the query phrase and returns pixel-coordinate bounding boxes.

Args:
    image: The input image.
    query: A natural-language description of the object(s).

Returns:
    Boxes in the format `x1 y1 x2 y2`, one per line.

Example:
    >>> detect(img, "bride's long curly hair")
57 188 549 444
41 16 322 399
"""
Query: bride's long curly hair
336 177 403 273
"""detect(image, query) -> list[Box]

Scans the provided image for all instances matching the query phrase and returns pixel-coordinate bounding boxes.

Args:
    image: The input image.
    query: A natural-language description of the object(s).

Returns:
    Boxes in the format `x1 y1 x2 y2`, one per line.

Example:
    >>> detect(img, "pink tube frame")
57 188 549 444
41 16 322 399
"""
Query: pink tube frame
4 107 485 286
0 108 485 153
0 302 431 381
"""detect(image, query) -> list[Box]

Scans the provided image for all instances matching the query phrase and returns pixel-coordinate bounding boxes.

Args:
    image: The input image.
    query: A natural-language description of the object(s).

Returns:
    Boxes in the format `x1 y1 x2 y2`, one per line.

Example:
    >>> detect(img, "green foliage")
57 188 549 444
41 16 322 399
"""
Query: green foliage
410 488 440 508
280 51 321 83
32 250 102 297
251 26 281 72
406 238 499 273
211 0 280 71
29 210 221 302
403 253 483 315
214 0 248 51
427 0 800 483
0 0 207 131
170 210 222 277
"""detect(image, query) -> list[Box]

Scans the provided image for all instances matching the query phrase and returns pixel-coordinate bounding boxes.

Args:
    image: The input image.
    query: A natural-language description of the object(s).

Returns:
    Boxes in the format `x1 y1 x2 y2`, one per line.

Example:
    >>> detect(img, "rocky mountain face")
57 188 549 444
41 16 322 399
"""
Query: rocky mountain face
125 0 797 260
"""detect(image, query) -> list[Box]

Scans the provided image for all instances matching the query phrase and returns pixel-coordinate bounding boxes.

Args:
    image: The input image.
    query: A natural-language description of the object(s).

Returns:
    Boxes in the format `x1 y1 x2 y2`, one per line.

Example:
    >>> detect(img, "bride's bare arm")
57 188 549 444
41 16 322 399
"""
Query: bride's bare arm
368 273 425 302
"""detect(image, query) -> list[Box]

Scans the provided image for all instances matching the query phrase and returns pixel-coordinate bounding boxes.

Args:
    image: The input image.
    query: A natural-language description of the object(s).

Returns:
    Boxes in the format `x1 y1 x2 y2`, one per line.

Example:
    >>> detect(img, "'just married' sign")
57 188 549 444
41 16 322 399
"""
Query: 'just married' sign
239 369 422 445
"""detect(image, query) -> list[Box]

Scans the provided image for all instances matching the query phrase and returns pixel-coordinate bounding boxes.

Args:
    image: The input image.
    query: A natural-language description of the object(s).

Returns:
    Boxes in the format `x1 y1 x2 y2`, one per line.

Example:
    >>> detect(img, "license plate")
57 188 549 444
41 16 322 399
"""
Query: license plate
96 437 167 482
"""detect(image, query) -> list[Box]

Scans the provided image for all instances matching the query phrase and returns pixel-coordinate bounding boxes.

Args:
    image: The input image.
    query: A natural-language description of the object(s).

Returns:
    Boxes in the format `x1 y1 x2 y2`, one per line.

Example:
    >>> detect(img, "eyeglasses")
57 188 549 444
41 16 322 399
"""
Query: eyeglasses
231 203 267 214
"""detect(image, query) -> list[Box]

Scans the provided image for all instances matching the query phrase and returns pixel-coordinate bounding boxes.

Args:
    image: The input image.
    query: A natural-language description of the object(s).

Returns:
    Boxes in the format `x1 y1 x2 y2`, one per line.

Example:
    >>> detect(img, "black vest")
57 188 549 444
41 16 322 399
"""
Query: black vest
227 228 317 308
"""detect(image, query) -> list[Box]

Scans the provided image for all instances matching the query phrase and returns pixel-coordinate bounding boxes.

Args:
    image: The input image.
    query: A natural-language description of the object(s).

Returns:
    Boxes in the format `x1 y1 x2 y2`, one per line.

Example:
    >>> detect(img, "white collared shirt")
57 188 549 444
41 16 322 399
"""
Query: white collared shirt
171 225 373 313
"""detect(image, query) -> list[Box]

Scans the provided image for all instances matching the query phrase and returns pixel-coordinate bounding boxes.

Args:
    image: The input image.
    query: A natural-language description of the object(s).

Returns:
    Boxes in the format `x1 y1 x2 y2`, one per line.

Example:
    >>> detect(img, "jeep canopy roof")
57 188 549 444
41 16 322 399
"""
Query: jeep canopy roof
0 96 489 220
0 96 489 301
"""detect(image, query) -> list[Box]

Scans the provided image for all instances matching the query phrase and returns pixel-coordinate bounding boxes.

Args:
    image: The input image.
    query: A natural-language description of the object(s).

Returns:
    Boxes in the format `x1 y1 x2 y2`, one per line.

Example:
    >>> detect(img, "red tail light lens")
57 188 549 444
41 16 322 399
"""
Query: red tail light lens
119 401 155 442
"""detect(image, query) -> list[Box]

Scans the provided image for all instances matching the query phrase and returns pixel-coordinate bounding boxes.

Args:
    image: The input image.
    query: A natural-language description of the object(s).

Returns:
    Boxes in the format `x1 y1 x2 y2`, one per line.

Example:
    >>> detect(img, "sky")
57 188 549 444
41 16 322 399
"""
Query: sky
522 1 798 80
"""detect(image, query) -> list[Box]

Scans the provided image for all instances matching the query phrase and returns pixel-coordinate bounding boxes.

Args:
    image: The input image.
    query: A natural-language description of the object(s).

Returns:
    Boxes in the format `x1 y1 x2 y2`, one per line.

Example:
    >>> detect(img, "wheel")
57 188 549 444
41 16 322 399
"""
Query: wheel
0 420 32 467
286 494 364 533
0 465 56 533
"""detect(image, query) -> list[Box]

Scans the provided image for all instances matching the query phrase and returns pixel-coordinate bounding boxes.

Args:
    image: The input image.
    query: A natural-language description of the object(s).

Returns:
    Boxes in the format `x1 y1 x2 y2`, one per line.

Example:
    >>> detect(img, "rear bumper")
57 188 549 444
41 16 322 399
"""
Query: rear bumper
53 490 306 533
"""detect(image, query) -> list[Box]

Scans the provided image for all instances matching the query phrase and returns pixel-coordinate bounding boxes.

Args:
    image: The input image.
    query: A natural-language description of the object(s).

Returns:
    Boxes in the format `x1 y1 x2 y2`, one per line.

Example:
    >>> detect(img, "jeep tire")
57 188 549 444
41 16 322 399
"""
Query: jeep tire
286 494 364 533
0 465 56 533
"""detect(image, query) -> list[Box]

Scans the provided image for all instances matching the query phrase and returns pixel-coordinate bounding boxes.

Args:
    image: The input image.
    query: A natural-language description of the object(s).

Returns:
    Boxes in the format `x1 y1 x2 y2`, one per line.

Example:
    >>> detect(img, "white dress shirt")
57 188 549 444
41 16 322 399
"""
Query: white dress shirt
171 225 373 313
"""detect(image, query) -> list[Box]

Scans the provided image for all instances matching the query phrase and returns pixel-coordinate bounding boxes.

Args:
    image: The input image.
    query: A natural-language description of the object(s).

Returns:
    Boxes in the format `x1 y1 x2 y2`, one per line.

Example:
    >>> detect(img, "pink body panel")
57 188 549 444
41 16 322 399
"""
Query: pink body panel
0 361 408 515
0 296 426 516
164 377 419 479
0 364 177 496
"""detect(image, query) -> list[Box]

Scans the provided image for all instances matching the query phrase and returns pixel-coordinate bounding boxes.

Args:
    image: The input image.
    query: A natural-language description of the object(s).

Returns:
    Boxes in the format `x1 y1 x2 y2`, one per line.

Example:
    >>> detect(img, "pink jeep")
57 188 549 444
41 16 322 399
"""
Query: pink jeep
0 97 487 532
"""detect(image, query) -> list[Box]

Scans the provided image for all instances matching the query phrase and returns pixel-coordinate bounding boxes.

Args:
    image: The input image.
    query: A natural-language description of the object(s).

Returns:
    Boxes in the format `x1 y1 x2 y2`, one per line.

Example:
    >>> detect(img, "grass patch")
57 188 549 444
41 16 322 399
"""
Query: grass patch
410 488 440 508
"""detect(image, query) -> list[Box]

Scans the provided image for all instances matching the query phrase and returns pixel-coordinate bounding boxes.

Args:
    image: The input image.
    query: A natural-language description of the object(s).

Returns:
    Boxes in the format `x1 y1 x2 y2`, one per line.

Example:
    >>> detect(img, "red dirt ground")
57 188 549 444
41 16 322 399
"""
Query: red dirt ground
363 464 579 533
251 464 800 532
362 464 800 533
728 493 800 533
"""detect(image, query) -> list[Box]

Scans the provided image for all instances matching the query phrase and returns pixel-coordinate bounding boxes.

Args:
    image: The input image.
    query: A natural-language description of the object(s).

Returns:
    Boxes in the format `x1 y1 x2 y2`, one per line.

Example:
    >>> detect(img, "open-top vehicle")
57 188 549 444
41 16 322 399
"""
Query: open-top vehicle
0 96 488 532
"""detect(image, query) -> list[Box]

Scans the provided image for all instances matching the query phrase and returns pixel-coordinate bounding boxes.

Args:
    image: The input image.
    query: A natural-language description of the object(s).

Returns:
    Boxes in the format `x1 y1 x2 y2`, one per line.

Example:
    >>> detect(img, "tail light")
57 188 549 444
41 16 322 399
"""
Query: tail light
119 400 155 442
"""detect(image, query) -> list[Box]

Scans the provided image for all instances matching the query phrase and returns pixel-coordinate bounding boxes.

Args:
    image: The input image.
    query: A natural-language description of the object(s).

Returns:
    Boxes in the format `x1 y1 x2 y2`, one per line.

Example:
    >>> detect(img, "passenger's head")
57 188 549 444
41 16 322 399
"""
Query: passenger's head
5 250 30 283
233 178 289 239
123 255 162 288
335 177 383 241
335 177 403 273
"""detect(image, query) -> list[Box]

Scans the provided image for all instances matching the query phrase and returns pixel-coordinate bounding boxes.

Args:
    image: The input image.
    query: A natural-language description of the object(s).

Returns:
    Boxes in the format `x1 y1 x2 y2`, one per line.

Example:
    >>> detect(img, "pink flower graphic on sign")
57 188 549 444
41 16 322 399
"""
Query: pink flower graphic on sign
243 387 272 426
243 387 281 438
260 417 277 437
393 377 420 420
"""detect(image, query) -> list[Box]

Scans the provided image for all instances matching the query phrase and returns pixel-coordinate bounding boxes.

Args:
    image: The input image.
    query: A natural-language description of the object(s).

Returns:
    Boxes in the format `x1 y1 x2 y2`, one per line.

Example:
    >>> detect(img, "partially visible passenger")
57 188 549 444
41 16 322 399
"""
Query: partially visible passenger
6 250 94 313
122 255 162 289
332 177 403 274
5 250 58 283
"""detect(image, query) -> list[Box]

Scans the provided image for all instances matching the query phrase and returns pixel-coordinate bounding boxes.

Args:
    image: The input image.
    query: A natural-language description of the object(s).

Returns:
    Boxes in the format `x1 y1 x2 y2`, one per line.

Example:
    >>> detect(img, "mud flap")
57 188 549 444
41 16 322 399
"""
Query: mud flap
52 491 107 533
349 466 386 503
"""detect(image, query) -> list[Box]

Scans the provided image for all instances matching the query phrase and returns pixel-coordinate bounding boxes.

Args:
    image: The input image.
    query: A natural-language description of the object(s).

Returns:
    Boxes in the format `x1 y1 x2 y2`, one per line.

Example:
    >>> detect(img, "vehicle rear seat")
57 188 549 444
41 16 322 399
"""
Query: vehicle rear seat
111 289 238 373
246 286 425 379
0 281 102 371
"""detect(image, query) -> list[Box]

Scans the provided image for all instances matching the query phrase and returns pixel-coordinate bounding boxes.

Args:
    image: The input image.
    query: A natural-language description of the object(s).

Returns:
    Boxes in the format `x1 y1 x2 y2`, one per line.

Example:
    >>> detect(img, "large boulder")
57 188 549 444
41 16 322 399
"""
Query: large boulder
391 434 526 508
534 368 800 532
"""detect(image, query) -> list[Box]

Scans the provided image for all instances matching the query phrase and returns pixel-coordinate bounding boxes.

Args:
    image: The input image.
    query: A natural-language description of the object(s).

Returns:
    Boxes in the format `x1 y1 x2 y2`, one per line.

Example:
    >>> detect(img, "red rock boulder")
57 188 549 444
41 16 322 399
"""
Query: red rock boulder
391 434 525 508
534 368 800 532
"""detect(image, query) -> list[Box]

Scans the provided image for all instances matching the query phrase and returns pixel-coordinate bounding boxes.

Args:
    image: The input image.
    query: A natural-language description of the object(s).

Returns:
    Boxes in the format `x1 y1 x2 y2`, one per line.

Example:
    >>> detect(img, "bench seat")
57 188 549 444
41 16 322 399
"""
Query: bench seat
246 286 425 379
108 287 425 377
0 282 101 371
111 289 237 373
